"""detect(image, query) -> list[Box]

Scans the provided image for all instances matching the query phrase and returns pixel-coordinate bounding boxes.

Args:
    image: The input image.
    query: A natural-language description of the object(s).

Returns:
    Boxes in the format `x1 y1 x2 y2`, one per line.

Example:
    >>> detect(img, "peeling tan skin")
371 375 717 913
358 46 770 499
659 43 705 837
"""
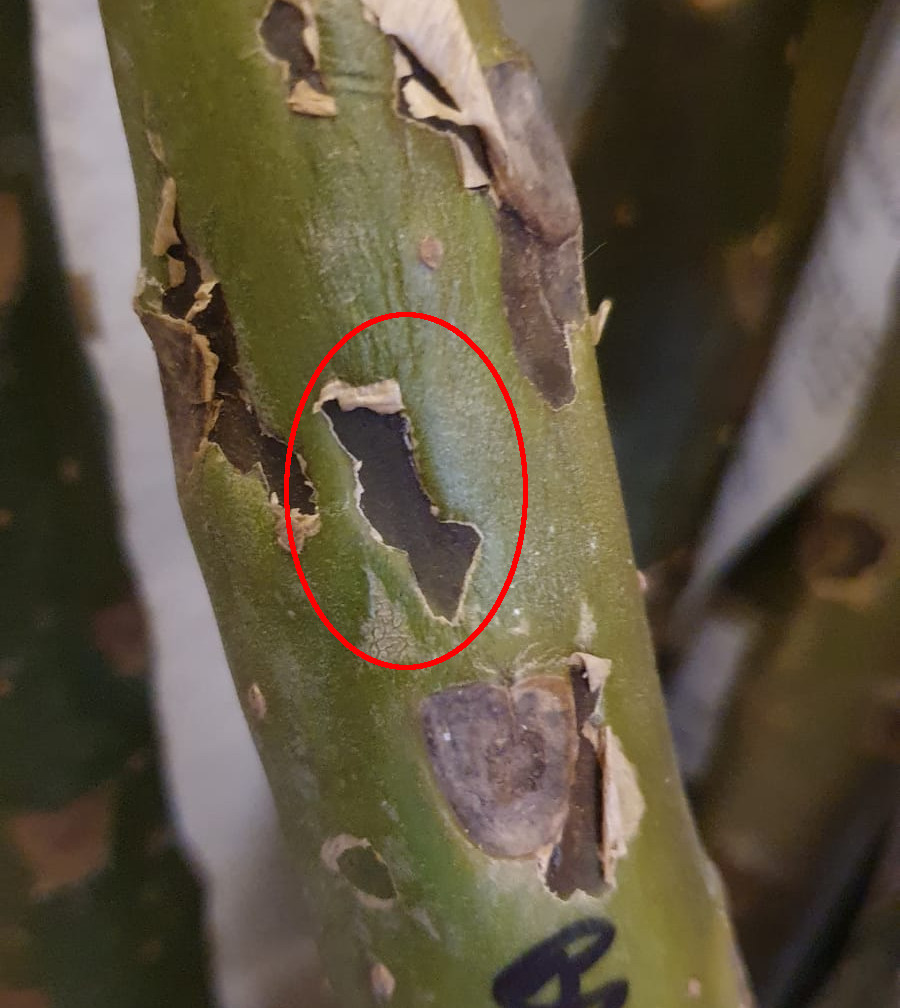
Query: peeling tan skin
314 378 405 415
590 299 613 346
287 79 337 116
150 176 179 256
141 180 321 548
573 651 612 695
138 312 220 480
364 0 582 408
269 493 321 552
599 726 645 885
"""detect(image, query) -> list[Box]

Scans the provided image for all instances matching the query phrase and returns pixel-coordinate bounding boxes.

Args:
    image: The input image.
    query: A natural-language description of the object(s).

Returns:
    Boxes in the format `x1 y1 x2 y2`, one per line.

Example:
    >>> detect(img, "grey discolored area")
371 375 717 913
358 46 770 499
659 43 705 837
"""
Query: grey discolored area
420 677 578 857
497 210 582 410
488 62 584 409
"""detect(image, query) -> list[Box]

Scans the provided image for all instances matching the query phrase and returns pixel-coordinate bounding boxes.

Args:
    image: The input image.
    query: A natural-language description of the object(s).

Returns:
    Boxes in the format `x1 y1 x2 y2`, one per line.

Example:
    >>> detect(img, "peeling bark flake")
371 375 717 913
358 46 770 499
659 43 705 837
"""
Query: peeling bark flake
269 492 321 552
139 312 220 480
314 378 405 415
151 177 179 257
421 676 578 858
590 299 613 345
287 79 337 117
141 198 320 526
360 0 506 160
485 61 580 245
361 3 584 406
543 662 604 897
600 727 645 884
572 651 612 696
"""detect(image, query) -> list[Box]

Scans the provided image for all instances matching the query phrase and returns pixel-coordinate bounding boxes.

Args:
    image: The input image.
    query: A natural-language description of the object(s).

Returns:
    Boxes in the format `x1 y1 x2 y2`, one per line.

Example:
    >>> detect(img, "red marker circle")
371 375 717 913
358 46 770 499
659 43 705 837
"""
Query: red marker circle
283 311 528 669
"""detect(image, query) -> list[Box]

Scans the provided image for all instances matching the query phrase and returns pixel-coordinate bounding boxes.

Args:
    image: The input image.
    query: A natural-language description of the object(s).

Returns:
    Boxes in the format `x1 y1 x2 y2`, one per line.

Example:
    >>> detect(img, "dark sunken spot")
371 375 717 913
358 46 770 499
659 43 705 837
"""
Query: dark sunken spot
323 401 479 620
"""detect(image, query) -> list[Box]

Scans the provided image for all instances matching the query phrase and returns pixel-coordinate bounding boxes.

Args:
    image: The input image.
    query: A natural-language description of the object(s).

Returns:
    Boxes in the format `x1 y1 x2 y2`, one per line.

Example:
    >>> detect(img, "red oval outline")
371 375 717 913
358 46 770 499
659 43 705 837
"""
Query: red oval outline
283 311 528 670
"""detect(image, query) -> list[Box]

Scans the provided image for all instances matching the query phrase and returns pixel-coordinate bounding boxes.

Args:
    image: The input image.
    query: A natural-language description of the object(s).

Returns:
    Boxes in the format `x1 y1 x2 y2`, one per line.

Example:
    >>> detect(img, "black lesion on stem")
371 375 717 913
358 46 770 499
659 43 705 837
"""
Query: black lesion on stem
322 401 479 620
198 288 311 511
259 0 329 98
159 215 313 511
544 662 605 898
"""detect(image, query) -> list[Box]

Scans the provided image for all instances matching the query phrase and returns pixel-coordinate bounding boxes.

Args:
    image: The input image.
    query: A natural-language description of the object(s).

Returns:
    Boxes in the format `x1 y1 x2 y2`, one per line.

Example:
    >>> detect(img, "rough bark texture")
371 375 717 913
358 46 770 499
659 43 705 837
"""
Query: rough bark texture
0 5 211 1005
99 1 749 1005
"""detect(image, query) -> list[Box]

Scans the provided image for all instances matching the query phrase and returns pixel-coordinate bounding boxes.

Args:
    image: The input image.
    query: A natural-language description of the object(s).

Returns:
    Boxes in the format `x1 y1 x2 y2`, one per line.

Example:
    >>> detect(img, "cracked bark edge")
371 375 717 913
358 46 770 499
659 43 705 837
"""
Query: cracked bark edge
260 0 337 117
139 179 318 533
361 0 582 408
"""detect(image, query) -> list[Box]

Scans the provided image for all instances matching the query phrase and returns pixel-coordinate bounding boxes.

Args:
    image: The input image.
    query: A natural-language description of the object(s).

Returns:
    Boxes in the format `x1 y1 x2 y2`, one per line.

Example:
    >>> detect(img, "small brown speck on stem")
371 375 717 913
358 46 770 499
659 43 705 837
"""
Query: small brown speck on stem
418 236 444 270
247 682 267 721
370 962 396 1003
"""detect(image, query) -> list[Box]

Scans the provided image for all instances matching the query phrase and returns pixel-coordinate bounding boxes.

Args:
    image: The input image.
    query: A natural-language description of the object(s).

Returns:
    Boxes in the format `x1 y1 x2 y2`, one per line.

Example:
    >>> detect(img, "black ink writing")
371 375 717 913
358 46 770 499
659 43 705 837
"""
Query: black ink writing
492 918 629 1008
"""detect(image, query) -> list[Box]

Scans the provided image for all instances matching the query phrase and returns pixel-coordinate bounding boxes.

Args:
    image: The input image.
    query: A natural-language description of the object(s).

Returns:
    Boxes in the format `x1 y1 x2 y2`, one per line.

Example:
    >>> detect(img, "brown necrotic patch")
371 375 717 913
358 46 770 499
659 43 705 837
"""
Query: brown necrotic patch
420 676 577 858
381 25 581 407
421 657 642 893
196 285 312 511
141 195 314 515
543 662 604 898
321 400 479 620
497 209 581 410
